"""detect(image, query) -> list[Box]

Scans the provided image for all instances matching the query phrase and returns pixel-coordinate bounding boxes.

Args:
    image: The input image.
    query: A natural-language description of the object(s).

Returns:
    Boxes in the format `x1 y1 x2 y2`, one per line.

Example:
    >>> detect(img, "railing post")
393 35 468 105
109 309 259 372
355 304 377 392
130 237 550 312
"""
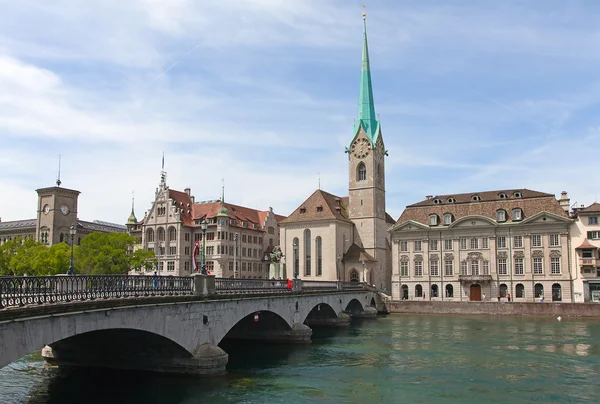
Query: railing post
337 281 343 291
293 279 302 292
193 274 216 296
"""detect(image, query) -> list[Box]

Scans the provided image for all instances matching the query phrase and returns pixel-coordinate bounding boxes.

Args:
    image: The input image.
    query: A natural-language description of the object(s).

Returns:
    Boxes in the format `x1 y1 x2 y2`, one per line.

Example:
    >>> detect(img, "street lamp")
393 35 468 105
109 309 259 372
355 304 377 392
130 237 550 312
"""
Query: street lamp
293 240 298 279
67 225 76 275
361 260 366 283
336 255 342 281
200 219 207 275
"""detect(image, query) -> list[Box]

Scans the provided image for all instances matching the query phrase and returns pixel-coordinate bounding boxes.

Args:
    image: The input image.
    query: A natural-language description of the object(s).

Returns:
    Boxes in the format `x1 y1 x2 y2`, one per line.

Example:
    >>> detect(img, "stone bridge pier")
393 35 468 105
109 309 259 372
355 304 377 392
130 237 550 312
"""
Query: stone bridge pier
0 290 379 376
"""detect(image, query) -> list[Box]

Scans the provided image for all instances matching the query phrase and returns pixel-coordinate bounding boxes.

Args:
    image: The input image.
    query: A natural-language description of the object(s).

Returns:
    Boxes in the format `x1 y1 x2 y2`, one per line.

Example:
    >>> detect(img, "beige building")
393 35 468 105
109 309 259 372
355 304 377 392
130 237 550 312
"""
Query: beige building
127 172 285 278
389 189 574 302
0 181 126 247
570 202 600 302
279 18 394 291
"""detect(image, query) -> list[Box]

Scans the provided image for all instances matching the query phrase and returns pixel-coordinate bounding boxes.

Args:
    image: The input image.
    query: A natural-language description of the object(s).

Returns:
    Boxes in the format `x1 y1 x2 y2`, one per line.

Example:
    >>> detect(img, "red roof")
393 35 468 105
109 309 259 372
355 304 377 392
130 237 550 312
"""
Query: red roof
575 238 598 250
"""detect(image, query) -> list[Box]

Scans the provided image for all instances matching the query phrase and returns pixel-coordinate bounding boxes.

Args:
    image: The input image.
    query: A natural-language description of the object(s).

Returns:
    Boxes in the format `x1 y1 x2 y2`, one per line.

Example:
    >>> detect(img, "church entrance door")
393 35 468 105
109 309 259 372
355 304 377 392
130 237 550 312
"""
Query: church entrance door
470 284 482 301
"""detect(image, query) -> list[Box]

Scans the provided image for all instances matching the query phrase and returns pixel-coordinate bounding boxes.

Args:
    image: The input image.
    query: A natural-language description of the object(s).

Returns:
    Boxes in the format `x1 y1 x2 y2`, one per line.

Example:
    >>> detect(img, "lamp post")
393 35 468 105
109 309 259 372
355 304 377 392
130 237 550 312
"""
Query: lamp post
362 260 366 283
234 233 238 278
200 219 207 275
67 225 76 275
337 255 342 281
293 240 298 279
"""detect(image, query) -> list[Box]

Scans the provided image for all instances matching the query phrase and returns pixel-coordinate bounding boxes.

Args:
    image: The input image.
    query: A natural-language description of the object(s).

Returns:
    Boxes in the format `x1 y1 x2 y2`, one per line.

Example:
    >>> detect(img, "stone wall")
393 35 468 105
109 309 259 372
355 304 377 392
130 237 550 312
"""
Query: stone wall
387 300 600 317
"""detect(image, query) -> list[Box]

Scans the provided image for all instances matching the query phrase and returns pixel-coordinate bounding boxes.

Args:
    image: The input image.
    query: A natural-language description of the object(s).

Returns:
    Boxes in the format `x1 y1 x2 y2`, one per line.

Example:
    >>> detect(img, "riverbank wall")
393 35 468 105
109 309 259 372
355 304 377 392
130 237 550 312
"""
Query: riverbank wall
386 301 600 317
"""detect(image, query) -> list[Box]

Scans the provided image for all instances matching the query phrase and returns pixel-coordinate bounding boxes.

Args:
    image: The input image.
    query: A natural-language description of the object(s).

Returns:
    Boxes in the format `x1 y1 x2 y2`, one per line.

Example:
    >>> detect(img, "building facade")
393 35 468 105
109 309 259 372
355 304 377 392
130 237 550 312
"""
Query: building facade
389 189 574 302
127 172 285 278
570 202 600 302
0 182 126 247
279 16 394 292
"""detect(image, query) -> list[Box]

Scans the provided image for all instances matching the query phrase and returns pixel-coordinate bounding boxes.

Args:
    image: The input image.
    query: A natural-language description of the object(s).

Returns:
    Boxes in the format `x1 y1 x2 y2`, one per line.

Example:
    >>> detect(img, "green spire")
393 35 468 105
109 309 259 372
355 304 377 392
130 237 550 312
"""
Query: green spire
217 181 229 217
127 193 137 224
351 17 380 145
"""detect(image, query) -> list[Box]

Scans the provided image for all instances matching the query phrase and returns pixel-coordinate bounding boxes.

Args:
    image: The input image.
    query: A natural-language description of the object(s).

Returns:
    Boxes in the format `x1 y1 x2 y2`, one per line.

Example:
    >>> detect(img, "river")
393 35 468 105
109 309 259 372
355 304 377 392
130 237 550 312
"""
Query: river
1 314 599 403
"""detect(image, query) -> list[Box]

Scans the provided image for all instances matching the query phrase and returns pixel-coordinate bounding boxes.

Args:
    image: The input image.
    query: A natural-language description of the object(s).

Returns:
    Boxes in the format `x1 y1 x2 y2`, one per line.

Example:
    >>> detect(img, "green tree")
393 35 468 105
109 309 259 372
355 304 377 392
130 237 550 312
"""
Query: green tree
0 237 71 276
75 232 152 275
130 249 157 273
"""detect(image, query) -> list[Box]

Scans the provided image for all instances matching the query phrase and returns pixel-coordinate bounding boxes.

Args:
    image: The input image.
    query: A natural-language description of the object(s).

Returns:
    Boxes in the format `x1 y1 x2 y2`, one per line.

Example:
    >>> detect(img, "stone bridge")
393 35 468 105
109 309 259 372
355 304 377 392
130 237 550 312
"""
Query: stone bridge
0 275 381 375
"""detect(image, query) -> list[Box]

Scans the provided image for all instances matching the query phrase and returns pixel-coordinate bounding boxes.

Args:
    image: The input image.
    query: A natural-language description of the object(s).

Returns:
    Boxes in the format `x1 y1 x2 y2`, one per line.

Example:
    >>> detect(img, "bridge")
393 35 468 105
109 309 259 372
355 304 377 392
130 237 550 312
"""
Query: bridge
0 274 382 375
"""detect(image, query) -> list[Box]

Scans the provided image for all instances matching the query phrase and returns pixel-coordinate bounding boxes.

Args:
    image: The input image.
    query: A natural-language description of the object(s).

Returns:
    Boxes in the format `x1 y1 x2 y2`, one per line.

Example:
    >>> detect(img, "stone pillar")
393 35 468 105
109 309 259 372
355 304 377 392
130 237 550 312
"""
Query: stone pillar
351 306 378 318
292 279 302 292
305 311 351 328
193 274 215 296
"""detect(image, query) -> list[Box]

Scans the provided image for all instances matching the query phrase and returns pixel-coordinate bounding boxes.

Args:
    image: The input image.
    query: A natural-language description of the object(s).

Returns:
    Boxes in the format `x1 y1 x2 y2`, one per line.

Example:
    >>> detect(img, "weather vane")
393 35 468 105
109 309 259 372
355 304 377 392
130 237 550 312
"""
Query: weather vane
362 4 366 20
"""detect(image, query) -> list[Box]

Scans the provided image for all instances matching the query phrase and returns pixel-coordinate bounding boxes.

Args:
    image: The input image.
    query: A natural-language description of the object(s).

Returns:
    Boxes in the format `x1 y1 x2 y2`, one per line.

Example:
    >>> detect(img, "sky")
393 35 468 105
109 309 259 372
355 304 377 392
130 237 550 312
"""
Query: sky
1 0 600 224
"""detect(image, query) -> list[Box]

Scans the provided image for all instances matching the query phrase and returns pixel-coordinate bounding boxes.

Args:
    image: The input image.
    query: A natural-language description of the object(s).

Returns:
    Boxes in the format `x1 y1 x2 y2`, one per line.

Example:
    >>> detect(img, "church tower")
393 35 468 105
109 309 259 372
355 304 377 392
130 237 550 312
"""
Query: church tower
347 13 389 288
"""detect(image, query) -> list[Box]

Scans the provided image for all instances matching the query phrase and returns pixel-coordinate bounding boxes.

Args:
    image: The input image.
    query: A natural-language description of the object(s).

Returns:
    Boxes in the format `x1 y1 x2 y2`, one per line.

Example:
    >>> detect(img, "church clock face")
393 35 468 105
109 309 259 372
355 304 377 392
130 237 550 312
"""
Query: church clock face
42 204 50 215
351 138 370 158
60 205 70 215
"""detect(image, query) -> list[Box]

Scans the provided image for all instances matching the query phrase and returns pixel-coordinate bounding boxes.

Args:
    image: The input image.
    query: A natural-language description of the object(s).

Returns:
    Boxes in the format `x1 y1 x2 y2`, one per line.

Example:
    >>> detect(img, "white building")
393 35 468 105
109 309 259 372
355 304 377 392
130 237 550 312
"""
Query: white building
570 202 600 302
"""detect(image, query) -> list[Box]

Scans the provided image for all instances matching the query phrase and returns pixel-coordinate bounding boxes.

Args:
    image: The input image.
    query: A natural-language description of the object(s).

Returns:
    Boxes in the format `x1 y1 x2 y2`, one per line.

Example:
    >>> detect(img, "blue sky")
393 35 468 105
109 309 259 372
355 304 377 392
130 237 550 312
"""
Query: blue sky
1 0 599 224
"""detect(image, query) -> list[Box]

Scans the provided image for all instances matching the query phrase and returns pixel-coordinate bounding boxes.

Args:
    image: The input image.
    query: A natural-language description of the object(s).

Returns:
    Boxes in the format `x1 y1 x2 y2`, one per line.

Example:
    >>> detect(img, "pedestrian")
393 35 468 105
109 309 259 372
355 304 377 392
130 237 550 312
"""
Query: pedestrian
497 295 501 302
152 271 159 289
507 293 511 302
423 292 426 300
482 293 486 301
540 294 544 303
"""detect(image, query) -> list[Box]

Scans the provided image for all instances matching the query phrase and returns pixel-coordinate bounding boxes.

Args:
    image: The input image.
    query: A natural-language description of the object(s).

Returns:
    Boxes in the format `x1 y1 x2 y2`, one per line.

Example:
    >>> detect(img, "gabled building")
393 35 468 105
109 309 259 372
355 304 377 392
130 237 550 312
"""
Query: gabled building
127 171 285 278
570 202 600 302
279 15 394 291
389 189 574 302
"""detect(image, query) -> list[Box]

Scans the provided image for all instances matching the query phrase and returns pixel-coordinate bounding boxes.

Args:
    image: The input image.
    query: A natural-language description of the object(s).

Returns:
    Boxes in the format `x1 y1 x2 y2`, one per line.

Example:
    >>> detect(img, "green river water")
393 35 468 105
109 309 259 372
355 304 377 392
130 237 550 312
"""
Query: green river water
0 314 599 403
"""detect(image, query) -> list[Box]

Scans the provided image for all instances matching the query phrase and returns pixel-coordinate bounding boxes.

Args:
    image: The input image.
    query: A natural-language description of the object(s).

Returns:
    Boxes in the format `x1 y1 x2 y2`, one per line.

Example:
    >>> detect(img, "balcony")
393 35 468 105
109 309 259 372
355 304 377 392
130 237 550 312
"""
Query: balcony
580 258 598 266
459 274 493 283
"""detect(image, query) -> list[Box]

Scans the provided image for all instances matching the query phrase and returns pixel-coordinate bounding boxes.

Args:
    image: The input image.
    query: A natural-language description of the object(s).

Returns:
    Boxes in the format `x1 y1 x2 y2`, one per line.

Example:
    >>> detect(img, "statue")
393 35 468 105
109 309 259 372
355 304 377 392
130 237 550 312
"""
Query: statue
268 246 283 279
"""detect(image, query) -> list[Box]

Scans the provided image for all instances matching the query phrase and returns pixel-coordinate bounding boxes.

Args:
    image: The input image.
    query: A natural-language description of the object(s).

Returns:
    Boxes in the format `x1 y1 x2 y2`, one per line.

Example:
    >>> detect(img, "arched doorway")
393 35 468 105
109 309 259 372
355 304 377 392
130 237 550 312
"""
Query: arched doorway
535 283 544 298
431 284 439 298
470 284 482 301
445 284 454 298
552 283 562 301
415 284 423 298
401 284 409 300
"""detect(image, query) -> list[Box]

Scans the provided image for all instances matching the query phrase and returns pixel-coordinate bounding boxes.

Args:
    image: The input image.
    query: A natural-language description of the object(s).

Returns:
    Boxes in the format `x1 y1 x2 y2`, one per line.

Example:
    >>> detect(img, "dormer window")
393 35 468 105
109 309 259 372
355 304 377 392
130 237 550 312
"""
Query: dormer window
513 191 522 198
512 208 522 221
300 208 306 214
447 198 456 203
496 210 507 222
499 193 507 199
433 199 442 204
472 195 481 201
316 206 323 213
443 213 453 225
429 214 439 226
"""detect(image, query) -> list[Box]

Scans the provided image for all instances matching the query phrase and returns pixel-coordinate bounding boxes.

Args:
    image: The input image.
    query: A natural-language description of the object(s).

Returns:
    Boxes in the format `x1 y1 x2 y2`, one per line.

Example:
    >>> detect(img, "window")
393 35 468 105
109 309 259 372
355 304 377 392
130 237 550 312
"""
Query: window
184 233 190 241
169 246 176 255
414 240 422 251
513 236 523 248
169 227 176 241
589 217 599 225
471 260 479 275
242 235 247 243
147 229 155 243
514 258 524 275
552 283 562 302
59 233 64 243
460 238 467 250
430 261 439 276
157 228 165 242
482 237 489 249
400 241 408 252
533 257 543 275
430 240 438 251
253 236 258 244
447 198 456 203
443 213 453 225
349 269 359 282
472 195 480 201
414 261 423 277
587 231 600 240
268 226 275 235
444 260 453 276
206 232 215 241
549 234 559 247
532 234 542 247
431 284 439 297
167 261 175 271
512 208 522 221
516 284 525 298
429 215 439 226
415 284 423 297
499 284 508 298
470 238 478 250
483 260 489 275
300 208 306 214
316 237 322 276
514 191 522 198
551 257 560 274
304 229 311 276
496 210 506 222
499 192 507 199
445 284 454 297
316 206 323 213
460 261 468 275
535 283 544 298
497 236 506 249
582 249 594 259
207 261 214 273
400 261 409 277
242 247 246 257
444 239 453 250
357 163 367 181
498 258 507 275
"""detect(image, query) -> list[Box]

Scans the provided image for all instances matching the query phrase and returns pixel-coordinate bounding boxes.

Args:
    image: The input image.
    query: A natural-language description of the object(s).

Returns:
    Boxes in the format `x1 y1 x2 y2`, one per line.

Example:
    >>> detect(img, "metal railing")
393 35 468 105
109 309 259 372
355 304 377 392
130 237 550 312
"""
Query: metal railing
0 275 194 309
214 278 291 294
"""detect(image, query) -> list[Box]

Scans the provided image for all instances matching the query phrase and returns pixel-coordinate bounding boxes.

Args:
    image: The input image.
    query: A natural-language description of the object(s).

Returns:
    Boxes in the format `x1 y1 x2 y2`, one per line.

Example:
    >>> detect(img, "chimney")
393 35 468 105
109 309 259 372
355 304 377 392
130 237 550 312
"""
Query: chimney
426 195 433 200
190 195 195 204
184 187 191 196
559 191 570 213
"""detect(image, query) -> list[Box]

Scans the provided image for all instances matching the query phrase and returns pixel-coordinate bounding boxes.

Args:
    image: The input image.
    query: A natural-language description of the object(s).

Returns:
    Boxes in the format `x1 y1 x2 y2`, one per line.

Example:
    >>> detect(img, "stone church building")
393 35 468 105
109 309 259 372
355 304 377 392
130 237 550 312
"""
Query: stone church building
279 17 394 292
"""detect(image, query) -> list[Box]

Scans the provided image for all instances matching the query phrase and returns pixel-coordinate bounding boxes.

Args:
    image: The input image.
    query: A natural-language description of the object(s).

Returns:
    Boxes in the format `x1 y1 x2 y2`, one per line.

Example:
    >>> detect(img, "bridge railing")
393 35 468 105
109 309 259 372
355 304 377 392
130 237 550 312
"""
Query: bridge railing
0 275 194 308
301 280 339 292
214 278 291 294
341 281 369 291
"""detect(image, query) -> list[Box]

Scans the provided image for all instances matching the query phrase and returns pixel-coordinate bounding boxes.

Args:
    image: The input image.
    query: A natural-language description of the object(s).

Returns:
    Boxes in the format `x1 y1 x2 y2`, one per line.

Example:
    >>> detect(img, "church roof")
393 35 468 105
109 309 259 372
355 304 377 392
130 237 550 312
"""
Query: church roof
575 239 598 250
280 189 352 225
343 243 377 263
0 219 36 231
579 202 600 214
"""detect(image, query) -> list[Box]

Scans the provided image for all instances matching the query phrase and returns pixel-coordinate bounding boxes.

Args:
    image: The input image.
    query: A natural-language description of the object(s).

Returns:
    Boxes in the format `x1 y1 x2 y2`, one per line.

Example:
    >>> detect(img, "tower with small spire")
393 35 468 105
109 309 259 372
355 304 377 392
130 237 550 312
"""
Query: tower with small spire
347 11 390 290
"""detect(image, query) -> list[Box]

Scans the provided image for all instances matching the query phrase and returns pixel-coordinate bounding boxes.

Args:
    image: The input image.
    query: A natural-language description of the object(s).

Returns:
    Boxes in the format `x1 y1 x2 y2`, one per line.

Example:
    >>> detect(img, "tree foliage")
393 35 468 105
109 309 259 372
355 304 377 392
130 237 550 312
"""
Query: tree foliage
0 238 70 276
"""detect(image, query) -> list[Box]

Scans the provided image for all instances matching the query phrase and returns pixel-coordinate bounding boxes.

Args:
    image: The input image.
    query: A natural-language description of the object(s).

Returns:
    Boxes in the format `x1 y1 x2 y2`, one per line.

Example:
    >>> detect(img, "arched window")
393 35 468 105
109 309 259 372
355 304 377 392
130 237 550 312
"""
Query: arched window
496 210 507 222
443 213 453 225
516 283 525 298
401 284 409 299
415 284 423 297
445 284 454 297
147 229 155 243
293 237 299 277
499 283 508 298
304 229 311 276
357 163 367 182
535 283 544 298
157 227 165 242
431 284 439 298
316 236 322 276
349 269 359 282
429 214 439 226
512 208 522 221
552 283 562 301
168 227 177 241
59 233 64 243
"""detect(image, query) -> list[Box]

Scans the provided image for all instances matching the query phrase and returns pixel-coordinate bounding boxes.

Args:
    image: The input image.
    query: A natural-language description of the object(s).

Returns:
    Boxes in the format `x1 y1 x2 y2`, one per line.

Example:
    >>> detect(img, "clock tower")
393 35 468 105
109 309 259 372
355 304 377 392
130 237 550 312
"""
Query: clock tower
347 14 389 289
35 181 80 246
